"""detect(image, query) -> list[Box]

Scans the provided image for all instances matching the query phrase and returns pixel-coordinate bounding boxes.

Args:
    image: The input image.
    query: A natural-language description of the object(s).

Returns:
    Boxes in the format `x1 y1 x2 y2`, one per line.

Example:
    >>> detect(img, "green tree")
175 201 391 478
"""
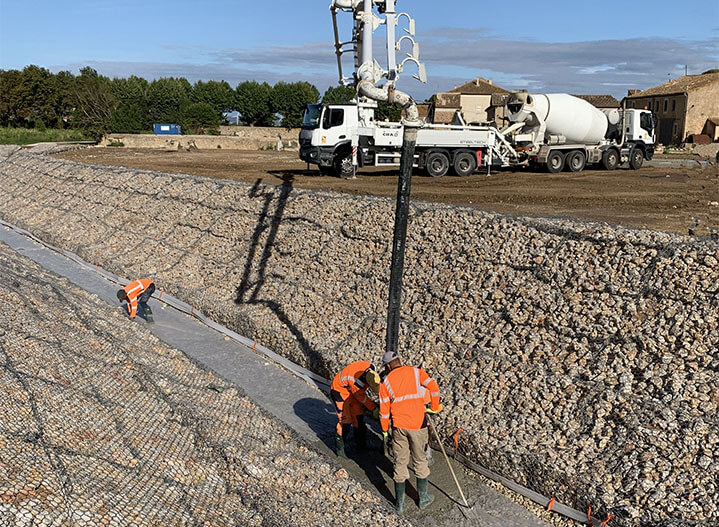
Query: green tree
54 70 76 128
72 67 117 140
375 100 402 122
0 69 24 127
702 68 719 74
192 80 235 116
109 76 149 132
181 101 221 134
235 80 274 126
271 81 319 128
321 85 356 104
8 65 60 127
146 77 191 125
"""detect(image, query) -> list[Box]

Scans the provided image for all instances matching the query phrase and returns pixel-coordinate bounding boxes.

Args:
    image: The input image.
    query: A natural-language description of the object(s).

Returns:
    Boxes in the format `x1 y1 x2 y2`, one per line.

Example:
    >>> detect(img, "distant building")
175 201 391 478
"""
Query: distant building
571 94 620 111
432 77 510 125
624 72 719 145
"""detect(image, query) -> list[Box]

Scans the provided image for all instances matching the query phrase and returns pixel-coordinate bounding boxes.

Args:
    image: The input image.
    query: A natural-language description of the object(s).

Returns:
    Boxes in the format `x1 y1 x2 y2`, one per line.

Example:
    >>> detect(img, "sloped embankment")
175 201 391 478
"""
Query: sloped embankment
0 151 717 526
0 240 407 526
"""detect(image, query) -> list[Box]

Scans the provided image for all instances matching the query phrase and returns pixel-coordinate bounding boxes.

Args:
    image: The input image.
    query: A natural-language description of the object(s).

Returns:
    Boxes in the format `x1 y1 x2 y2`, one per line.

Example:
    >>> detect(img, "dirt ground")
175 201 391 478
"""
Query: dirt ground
53 147 719 236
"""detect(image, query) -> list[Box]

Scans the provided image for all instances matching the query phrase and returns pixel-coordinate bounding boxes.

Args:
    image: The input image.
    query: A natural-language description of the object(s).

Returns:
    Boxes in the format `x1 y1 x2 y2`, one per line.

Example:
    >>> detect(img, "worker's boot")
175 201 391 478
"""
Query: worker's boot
335 434 347 458
144 305 154 323
394 481 406 514
417 477 435 509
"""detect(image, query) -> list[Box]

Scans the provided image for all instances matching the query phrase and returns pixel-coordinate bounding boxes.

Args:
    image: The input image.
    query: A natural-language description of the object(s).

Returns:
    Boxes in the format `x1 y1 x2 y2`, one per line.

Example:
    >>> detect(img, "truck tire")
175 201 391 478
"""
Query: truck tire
546 150 565 173
452 152 476 177
601 149 619 171
629 147 644 170
334 151 355 178
566 150 586 172
426 151 450 177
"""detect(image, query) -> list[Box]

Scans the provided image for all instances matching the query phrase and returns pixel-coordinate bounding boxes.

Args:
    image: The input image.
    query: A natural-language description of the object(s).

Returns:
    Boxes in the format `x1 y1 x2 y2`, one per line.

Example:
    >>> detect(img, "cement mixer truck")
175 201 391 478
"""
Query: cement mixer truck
503 92 656 173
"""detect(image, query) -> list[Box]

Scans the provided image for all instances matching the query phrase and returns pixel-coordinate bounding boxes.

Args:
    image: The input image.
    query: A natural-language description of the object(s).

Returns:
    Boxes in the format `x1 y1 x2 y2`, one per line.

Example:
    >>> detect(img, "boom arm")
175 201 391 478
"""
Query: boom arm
329 0 426 124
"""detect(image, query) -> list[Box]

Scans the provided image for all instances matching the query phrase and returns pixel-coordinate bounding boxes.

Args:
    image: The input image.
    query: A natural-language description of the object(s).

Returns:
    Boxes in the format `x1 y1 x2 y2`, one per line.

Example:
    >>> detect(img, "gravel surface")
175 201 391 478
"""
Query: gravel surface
0 240 409 527
1 151 717 526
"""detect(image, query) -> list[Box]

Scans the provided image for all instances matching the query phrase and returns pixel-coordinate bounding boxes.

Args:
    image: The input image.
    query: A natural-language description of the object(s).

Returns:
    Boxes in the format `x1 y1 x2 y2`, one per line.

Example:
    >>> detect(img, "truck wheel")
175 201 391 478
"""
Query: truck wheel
566 150 586 172
453 152 476 177
546 150 565 173
426 152 450 177
334 152 355 178
601 149 619 171
629 147 644 170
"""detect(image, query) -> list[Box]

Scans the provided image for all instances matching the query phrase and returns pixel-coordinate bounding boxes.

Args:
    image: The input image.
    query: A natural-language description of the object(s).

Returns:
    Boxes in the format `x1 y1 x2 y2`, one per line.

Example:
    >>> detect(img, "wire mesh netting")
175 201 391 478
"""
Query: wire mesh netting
0 242 406 527
1 152 718 525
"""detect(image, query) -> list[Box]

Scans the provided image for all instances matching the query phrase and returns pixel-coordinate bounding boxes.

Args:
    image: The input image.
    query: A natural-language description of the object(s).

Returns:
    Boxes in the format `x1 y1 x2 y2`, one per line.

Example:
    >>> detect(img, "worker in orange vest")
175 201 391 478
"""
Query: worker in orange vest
330 360 380 458
117 278 155 322
379 350 442 514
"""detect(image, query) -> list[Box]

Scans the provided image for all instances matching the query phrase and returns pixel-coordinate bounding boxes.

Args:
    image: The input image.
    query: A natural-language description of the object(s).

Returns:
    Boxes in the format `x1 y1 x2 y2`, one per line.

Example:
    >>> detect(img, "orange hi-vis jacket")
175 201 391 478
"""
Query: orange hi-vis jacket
379 365 440 432
124 279 153 319
330 360 377 411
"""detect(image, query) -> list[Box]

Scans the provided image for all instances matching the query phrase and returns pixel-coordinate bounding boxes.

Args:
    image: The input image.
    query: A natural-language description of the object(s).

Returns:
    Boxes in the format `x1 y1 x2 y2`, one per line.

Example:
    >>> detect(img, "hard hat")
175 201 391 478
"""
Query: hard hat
365 370 380 392
382 350 399 365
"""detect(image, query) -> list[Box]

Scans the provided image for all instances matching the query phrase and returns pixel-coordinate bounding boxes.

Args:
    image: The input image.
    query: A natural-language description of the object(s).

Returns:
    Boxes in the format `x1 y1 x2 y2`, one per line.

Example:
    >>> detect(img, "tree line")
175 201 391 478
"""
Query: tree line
0 65 394 139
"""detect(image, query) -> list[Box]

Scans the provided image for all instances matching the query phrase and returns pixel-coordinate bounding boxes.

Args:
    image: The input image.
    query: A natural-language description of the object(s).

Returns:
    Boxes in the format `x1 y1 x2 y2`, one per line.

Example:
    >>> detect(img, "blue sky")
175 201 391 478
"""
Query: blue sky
1 0 717 99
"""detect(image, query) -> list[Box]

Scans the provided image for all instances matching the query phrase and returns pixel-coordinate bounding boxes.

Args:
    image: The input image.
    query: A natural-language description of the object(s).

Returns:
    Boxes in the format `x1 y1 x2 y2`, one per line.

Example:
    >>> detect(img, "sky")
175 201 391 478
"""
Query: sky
1 0 717 100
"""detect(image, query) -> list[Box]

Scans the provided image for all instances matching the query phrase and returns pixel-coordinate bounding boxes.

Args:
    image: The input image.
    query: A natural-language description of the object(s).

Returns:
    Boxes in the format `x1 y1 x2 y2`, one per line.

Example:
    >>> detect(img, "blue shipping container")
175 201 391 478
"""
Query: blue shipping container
153 124 181 135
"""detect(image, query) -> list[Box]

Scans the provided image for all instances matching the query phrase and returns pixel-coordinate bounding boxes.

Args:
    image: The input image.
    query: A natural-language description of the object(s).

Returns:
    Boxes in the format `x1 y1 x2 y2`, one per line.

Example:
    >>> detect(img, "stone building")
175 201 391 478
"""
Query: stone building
624 72 719 145
571 94 620 111
432 77 510 125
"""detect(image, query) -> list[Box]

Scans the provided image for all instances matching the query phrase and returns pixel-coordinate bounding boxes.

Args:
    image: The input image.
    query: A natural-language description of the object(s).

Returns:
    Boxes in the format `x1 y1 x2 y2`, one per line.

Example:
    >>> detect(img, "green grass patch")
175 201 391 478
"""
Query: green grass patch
0 127 93 145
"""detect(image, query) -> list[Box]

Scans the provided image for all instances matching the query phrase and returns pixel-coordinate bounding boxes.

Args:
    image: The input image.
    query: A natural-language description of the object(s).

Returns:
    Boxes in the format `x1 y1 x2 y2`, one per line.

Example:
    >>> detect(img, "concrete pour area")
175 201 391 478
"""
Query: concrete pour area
1 150 718 526
0 225 549 527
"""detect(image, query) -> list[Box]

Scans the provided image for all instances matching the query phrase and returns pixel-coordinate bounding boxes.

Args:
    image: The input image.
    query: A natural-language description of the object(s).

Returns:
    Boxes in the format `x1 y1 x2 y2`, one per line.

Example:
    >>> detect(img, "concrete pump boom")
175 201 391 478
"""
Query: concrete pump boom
329 0 425 123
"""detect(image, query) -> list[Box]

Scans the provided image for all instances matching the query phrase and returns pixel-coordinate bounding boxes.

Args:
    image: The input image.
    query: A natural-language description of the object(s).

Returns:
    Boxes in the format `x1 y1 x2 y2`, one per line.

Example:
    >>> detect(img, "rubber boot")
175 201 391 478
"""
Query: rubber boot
417 477 435 509
144 305 154 323
394 481 406 514
335 434 347 458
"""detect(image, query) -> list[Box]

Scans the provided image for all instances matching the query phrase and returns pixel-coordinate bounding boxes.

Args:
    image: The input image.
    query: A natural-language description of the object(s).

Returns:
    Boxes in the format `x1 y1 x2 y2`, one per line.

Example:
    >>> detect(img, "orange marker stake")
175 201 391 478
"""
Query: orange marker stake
601 514 614 527
588 505 593 527
159 288 164 300
547 497 555 511
453 428 463 458
252 341 257 351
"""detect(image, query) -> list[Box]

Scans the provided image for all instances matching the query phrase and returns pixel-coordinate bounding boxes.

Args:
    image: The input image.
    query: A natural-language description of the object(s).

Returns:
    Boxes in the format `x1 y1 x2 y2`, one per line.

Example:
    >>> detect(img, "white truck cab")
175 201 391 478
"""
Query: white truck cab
299 104 359 176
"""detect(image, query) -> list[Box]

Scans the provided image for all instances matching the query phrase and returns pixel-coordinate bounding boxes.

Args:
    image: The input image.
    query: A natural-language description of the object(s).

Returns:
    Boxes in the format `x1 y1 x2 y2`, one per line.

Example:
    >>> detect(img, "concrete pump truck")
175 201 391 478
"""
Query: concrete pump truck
299 0 656 176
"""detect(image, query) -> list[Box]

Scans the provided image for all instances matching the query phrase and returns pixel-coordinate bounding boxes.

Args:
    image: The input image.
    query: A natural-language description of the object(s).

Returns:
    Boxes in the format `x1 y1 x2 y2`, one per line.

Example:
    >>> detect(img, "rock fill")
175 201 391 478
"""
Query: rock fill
0 152 717 526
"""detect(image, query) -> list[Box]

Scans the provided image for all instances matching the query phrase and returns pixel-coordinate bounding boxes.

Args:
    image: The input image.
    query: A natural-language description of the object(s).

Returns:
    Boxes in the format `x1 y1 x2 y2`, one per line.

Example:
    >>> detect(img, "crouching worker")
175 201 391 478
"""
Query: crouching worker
379 350 442 514
117 278 155 322
330 360 381 458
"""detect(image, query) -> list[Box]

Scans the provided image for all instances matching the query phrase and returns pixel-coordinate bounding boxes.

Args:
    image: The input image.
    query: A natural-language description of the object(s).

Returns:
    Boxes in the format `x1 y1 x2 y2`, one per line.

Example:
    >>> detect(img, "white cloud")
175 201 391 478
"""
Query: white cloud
50 32 719 100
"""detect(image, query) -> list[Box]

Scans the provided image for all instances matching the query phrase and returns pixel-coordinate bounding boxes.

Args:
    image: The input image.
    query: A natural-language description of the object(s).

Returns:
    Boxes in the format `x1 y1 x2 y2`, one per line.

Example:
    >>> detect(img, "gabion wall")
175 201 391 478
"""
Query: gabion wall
0 241 407 527
1 152 717 526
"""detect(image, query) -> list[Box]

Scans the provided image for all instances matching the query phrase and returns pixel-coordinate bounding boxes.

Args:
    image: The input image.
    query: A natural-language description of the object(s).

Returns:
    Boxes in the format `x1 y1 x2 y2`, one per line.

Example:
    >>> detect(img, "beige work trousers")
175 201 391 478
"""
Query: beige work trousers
391 427 430 482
